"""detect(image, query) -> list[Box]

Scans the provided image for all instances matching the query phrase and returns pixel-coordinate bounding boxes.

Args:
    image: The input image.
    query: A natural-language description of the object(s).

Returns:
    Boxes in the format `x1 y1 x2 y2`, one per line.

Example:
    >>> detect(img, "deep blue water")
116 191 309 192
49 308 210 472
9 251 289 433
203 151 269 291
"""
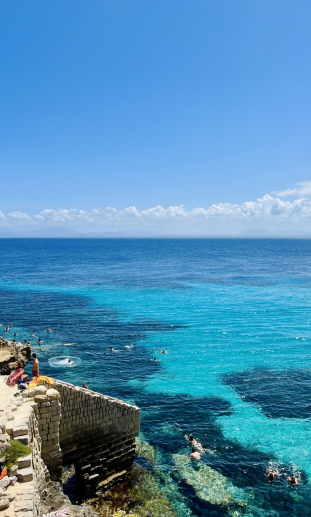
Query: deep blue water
1 238 311 516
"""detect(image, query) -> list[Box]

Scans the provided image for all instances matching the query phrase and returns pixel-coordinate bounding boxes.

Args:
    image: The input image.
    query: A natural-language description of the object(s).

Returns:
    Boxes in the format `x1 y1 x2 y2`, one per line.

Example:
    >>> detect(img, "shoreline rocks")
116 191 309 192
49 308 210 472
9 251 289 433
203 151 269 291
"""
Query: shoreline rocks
0 337 31 375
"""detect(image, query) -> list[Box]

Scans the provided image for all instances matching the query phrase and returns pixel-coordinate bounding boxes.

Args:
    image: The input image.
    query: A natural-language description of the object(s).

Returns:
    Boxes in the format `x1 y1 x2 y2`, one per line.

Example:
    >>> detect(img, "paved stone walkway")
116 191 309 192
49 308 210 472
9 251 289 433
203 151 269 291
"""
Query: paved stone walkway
0 376 36 517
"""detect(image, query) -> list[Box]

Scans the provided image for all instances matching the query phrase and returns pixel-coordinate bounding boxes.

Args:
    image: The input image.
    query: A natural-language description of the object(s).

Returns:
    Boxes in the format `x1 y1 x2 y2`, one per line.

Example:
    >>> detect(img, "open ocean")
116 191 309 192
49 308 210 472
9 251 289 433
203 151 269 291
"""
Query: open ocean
1 238 311 516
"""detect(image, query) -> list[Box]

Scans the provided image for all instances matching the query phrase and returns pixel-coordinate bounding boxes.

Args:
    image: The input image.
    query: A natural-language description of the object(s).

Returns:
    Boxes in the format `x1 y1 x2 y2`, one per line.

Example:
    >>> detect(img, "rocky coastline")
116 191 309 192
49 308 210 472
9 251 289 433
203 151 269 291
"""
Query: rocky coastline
0 338 140 517
0 337 31 375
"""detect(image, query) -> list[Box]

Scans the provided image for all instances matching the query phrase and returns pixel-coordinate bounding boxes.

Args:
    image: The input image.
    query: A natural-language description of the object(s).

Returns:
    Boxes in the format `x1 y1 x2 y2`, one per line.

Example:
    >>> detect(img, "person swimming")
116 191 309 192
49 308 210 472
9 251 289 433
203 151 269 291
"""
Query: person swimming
288 473 300 485
188 447 201 460
125 344 134 349
67 359 72 364
47 328 51 333
38 339 43 345
161 350 167 353
185 433 206 453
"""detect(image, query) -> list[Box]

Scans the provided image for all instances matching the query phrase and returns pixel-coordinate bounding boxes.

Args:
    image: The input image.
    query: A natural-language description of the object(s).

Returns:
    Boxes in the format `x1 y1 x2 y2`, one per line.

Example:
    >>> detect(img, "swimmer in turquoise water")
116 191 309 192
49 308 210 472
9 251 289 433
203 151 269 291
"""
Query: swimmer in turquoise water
185 433 206 453
288 473 300 485
187 447 201 460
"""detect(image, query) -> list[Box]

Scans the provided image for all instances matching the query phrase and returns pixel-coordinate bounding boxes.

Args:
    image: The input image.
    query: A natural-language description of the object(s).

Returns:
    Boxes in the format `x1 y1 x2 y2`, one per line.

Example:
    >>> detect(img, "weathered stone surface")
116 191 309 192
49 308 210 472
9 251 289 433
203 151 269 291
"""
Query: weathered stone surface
0 338 31 375
34 386 47 396
18 454 32 469
35 395 48 402
0 497 9 510
13 425 28 437
46 389 60 400
17 467 33 482
0 476 11 491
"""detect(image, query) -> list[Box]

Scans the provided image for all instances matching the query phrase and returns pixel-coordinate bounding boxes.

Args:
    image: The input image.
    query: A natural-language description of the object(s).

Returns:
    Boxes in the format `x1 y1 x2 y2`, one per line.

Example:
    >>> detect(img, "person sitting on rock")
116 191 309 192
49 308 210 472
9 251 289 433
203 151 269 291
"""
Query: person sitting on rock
7 362 28 386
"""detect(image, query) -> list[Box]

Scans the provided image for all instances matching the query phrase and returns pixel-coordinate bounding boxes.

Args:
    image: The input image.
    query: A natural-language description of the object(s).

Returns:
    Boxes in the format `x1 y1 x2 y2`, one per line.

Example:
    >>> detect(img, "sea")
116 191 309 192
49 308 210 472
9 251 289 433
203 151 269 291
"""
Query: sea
1 238 311 517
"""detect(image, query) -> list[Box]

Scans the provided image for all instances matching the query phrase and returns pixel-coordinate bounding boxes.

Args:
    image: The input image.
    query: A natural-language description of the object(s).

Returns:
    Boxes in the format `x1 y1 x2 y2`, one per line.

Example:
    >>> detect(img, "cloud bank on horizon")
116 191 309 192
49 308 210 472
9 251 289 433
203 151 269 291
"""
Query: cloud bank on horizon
1 182 311 235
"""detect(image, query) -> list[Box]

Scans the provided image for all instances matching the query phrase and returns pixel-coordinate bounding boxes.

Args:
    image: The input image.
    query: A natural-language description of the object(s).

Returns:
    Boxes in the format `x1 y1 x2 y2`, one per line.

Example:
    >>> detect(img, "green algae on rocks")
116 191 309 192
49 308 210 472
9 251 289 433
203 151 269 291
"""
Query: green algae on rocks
88 462 177 517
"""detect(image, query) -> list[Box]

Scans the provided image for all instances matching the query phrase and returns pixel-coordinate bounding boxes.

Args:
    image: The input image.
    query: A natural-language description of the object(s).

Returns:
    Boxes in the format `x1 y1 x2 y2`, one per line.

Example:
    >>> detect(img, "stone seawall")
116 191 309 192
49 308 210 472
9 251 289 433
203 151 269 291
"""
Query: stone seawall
25 379 140 496
0 375 140 515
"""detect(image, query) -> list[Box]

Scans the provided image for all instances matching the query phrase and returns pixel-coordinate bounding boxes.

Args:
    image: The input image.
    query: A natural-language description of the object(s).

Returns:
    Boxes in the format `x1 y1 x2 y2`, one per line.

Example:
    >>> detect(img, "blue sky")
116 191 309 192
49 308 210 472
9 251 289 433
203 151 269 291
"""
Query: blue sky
0 0 311 234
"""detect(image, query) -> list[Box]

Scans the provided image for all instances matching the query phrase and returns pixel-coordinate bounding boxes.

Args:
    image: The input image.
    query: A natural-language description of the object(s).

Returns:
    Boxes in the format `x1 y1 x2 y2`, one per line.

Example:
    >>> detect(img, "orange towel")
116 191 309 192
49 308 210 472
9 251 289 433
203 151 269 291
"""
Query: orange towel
0 466 7 480
27 375 54 390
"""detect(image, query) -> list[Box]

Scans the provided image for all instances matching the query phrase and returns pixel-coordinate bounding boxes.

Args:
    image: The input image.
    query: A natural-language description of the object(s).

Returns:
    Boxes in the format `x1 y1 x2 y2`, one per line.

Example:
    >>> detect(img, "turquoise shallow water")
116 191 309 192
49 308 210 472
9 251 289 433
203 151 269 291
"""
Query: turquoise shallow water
1 238 311 516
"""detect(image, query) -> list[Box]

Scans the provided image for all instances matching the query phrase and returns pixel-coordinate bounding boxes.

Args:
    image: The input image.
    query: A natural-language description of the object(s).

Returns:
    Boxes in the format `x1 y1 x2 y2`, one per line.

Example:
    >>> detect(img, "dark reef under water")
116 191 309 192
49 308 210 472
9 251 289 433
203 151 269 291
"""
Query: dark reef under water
223 367 311 419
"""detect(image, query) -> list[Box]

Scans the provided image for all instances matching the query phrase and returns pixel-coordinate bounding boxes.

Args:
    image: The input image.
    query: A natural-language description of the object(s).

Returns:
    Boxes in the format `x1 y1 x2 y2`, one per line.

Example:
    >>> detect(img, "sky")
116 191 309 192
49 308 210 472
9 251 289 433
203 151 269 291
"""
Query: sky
0 0 311 235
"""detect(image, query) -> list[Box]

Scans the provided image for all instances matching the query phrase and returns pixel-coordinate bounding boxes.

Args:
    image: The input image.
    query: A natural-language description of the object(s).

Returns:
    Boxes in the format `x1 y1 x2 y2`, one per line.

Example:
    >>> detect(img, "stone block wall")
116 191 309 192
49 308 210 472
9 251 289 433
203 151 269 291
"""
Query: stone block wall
36 379 140 496
34 388 62 479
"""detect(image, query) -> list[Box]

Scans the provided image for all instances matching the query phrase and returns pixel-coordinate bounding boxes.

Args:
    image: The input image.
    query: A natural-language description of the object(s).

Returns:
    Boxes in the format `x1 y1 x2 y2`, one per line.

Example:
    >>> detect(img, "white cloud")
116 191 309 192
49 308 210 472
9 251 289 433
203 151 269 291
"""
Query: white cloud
1 183 311 234
273 181 311 198
7 211 31 221
27 196 311 224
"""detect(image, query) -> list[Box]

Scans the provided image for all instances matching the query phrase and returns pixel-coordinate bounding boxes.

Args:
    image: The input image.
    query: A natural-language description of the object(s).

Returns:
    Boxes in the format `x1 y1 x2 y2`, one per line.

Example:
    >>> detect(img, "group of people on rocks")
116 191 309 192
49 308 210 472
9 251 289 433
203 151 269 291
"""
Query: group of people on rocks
6 353 39 387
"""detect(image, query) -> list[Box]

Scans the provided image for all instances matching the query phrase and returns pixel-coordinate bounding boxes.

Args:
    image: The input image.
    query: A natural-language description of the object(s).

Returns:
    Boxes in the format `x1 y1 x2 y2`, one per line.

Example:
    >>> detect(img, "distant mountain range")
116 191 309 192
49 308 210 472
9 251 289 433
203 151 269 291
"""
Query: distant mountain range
240 229 311 237
0 227 311 238
0 227 161 238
